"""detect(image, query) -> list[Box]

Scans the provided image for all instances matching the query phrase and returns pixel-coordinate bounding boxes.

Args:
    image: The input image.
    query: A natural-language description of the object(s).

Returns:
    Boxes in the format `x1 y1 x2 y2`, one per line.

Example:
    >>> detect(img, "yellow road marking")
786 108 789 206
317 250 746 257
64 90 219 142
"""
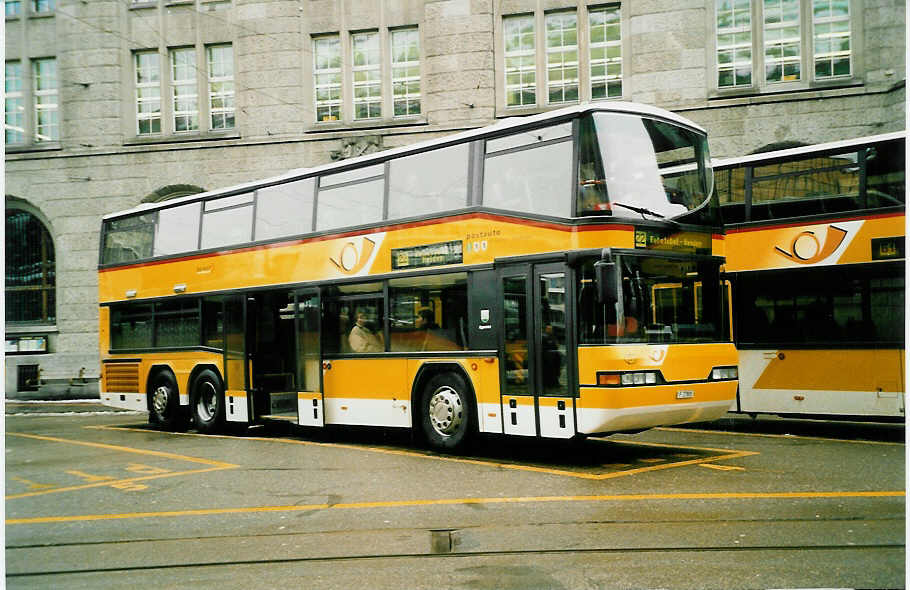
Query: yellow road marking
10 476 55 491
88 424 757 480
8 432 236 467
658 426 905 446
7 490 904 525
699 464 746 471
6 432 238 500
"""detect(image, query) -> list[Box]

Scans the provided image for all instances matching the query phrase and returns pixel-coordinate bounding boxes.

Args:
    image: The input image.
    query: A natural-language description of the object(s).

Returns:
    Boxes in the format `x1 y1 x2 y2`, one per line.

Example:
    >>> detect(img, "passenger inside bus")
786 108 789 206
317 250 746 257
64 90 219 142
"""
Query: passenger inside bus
349 310 384 353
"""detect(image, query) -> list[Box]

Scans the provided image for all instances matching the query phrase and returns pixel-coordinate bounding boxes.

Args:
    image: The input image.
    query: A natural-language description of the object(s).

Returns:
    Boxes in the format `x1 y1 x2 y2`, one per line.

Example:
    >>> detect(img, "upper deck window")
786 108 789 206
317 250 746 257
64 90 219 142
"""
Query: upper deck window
387 143 469 220
154 202 200 256
201 193 254 249
255 178 315 240
483 121 573 218
316 164 385 231
577 113 714 224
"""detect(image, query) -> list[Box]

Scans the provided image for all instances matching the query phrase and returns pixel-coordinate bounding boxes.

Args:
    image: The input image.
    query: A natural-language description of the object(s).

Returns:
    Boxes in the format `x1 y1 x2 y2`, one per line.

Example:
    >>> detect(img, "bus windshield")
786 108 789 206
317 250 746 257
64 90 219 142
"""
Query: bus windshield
577 254 725 345
577 113 715 224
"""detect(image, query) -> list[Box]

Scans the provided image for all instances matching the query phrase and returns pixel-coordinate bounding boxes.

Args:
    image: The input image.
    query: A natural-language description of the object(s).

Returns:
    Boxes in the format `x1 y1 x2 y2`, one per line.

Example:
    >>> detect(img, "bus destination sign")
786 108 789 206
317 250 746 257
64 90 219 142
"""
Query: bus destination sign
392 240 464 270
634 228 711 255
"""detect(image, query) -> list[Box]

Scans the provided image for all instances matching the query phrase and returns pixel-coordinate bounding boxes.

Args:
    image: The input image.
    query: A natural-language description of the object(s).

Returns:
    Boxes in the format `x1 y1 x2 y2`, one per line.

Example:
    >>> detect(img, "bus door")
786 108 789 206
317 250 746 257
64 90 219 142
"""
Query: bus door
224 294 250 423
295 288 324 427
500 262 575 439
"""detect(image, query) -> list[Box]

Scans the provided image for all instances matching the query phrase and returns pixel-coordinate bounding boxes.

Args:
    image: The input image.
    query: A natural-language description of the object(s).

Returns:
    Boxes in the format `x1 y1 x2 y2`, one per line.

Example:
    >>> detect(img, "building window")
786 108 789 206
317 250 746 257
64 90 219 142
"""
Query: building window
813 0 851 78
5 209 55 324
351 31 381 120
133 44 233 136
390 27 420 117
763 0 801 83
715 0 753 87
6 0 21 17
589 6 623 99
135 51 161 135
314 35 341 122
5 61 24 144
313 27 421 124
545 12 579 104
501 6 624 110
207 44 234 130
715 0 854 91
171 48 198 133
32 58 58 142
31 0 52 13
504 14 536 107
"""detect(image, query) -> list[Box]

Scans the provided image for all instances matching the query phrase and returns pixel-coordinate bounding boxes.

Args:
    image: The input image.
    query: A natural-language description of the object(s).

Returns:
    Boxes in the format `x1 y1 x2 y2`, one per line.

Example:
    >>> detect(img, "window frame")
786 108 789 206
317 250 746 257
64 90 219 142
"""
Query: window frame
711 0 862 97
171 46 200 133
497 3 628 115
31 57 58 143
311 26 423 126
5 208 56 326
131 43 236 139
135 50 163 136
5 60 25 145
390 26 421 118
313 34 343 122
206 44 235 131
351 30 382 121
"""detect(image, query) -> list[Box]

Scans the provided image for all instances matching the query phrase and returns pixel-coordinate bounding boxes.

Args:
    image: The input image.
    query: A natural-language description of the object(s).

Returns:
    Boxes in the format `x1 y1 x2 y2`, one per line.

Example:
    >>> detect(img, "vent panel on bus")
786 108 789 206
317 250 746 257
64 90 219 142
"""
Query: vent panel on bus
104 363 140 393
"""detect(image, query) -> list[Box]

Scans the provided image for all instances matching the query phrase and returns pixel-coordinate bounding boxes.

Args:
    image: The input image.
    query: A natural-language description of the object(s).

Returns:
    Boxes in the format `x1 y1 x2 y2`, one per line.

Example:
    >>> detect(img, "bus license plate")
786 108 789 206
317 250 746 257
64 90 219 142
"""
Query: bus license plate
676 390 694 400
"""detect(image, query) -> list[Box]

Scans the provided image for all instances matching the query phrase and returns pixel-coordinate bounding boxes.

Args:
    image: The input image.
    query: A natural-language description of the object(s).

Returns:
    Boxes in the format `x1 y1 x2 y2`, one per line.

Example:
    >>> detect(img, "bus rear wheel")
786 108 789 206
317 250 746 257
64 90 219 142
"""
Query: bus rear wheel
192 369 226 434
419 372 473 451
149 371 186 431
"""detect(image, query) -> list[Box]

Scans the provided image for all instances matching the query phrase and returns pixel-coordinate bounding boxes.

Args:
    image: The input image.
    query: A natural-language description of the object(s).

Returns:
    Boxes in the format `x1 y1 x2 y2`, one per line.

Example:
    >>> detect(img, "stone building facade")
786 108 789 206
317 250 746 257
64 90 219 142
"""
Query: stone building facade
4 0 905 397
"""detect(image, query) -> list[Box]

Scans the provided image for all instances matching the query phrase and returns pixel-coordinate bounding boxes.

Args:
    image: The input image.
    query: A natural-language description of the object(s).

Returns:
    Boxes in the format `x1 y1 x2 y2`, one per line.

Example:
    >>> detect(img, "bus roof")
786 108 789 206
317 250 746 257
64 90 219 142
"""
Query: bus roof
711 130 907 169
103 102 706 221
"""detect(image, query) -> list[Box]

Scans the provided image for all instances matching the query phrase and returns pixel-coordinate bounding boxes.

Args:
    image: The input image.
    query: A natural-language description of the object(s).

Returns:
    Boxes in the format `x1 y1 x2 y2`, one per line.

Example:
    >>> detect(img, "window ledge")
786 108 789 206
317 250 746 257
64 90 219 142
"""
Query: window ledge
124 131 241 146
308 116 428 134
6 324 58 335
5 143 63 155
706 80 865 106
129 2 157 9
27 11 55 18
6 14 21 20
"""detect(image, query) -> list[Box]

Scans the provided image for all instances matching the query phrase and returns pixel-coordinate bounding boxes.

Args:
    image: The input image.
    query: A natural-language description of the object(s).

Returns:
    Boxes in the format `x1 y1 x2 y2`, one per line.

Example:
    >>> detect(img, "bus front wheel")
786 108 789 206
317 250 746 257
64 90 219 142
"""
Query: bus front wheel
192 369 226 434
149 371 186 431
419 372 473 451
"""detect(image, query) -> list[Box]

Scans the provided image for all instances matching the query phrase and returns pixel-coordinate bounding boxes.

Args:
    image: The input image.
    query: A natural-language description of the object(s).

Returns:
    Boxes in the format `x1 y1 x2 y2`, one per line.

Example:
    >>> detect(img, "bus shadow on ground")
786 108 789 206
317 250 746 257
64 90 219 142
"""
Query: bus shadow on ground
235 421 725 476
116 421 729 476
680 414 905 444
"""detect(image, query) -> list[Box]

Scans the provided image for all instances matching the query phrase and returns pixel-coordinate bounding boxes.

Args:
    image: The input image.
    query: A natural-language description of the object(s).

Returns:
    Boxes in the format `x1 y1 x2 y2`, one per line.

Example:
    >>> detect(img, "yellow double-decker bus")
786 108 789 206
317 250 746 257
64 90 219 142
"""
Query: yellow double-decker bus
715 132 905 420
98 103 738 450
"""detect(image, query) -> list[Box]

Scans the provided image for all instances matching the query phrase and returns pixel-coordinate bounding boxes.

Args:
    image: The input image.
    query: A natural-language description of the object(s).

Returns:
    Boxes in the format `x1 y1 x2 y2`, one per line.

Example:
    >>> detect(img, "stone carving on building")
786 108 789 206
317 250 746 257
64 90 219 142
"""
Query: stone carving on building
330 136 383 161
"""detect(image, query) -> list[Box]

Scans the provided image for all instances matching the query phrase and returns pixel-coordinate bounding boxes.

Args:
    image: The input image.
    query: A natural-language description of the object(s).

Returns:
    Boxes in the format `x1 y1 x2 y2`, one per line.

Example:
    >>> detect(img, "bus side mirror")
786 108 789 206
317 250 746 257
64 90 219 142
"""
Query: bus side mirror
594 260 619 304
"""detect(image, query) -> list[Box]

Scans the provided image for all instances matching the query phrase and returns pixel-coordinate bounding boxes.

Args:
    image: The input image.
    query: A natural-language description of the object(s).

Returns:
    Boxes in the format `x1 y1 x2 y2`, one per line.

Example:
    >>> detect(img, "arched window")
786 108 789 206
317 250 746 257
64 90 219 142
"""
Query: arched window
6 209 55 323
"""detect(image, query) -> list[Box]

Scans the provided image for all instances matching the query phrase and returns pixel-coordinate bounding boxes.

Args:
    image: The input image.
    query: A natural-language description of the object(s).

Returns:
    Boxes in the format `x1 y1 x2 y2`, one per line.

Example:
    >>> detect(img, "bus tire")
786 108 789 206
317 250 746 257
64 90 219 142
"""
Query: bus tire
192 369 226 434
149 371 186 431
419 372 473 451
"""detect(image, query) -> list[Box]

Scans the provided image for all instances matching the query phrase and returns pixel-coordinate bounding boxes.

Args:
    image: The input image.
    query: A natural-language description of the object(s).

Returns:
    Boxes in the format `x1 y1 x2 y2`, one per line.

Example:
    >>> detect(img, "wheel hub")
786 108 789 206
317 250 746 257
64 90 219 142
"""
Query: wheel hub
153 385 170 415
428 386 463 437
196 382 218 421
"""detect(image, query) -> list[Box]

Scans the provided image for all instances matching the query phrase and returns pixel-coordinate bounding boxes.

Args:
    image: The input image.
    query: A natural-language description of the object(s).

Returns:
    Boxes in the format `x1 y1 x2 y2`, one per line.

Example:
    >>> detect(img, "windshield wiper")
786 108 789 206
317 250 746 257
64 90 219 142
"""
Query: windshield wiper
612 202 680 226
